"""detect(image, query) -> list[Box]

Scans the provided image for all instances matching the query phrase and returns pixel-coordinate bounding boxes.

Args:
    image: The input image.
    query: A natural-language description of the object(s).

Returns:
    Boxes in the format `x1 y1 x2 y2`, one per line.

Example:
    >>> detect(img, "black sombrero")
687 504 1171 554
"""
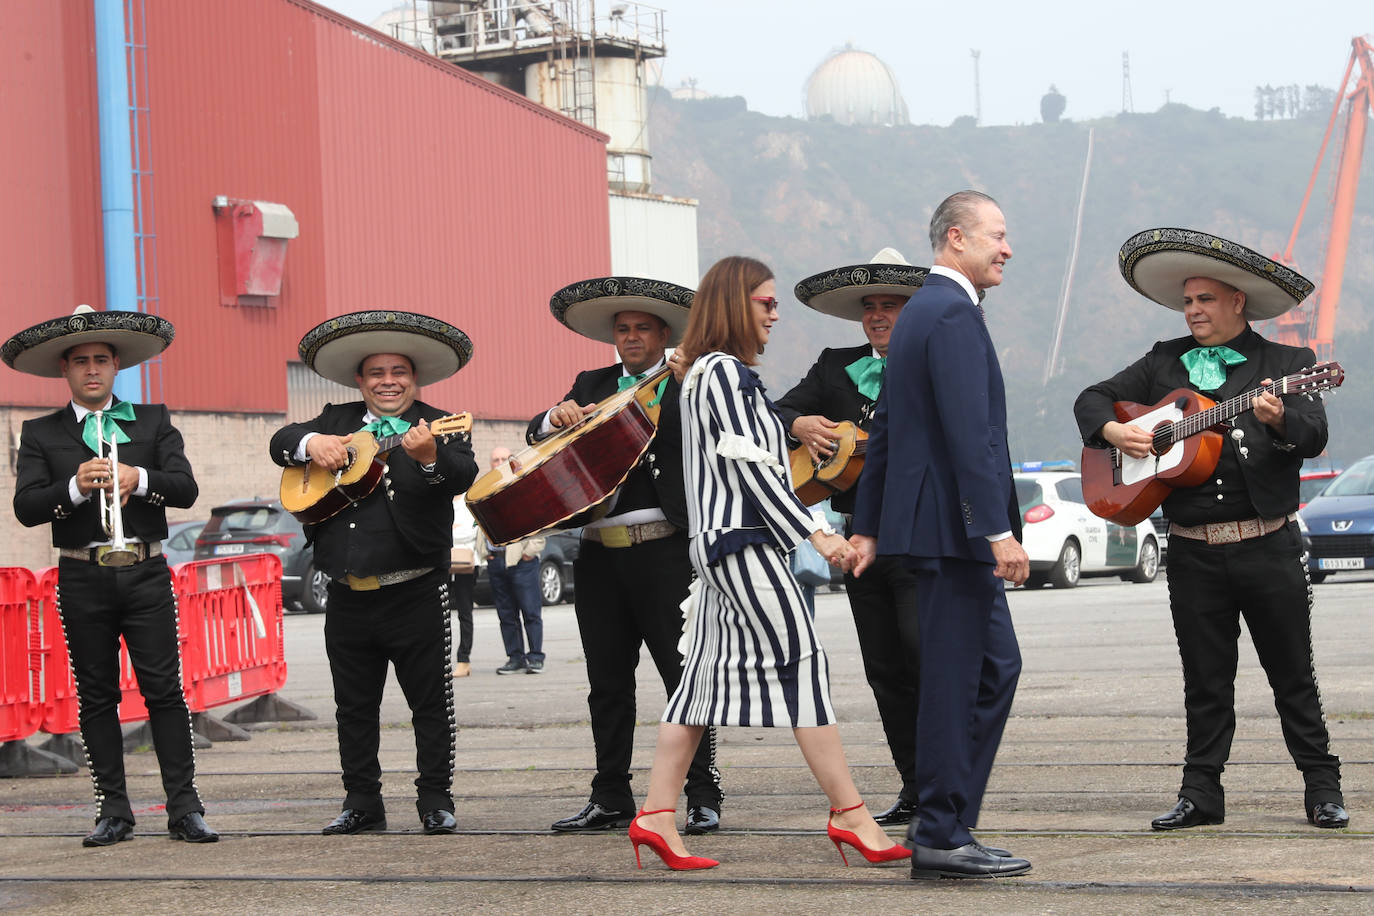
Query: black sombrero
297 310 473 388
549 276 694 346
794 248 928 321
1119 228 1313 320
2 305 175 378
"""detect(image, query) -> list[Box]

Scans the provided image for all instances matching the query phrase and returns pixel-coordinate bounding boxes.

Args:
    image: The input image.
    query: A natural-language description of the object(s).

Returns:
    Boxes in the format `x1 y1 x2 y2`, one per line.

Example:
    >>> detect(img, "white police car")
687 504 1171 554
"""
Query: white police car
1014 461 1160 589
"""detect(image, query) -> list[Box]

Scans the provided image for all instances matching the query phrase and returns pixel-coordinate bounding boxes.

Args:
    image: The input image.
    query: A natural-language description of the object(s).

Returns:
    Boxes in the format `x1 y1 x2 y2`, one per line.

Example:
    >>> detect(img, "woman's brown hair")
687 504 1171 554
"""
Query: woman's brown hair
677 256 774 367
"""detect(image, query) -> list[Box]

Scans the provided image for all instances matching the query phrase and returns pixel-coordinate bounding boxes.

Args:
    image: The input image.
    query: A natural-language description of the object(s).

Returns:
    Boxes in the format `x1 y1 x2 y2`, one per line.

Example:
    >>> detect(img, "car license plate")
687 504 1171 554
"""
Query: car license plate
214 544 246 555
1318 557 1364 570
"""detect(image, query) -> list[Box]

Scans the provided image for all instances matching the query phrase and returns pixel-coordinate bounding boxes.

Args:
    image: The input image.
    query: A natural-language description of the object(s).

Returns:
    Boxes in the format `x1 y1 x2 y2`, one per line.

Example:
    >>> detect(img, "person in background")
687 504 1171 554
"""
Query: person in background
450 493 480 678
483 446 546 675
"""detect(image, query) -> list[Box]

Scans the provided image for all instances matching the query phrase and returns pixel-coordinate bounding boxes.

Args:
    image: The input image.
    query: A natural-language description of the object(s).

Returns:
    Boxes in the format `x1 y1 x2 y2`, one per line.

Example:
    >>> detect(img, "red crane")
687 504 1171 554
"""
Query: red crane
1268 35 1374 363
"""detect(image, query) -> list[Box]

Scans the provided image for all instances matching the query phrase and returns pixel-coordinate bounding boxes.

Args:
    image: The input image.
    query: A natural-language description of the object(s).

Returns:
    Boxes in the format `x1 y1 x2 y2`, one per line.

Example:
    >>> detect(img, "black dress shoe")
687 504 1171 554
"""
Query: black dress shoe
873 797 917 826
420 809 458 835
909 842 1032 879
1309 802 1350 828
322 808 387 835
550 801 632 832
972 838 1014 858
1150 797 1223 831
168 811 219 843
82 817 134 847
684 806 720 835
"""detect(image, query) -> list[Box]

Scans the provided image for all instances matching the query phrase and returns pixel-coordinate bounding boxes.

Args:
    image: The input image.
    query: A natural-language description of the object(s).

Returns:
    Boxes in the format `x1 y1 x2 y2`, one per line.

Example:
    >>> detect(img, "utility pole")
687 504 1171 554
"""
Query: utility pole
971 49 981 124
1122 51 1134 113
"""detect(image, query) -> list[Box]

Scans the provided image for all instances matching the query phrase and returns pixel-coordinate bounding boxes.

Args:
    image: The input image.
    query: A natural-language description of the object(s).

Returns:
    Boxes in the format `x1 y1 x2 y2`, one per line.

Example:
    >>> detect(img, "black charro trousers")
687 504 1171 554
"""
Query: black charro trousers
572 533 722 812
1165 522 1342 816
324 569 455 816
55 555 203 826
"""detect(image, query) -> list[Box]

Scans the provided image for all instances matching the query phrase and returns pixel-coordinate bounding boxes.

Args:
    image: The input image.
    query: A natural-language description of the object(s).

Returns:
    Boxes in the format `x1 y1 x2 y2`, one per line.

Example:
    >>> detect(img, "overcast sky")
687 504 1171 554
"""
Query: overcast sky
319 1 1371 125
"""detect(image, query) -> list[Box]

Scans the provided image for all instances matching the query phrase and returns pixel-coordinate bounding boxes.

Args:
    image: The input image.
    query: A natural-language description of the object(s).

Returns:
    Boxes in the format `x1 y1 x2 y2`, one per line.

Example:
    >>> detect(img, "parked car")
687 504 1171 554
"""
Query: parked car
1299 468 1342 508
1299 454 1374 584
162 519 206 566
1148 508 1169 567
473 528 580 607
1015 465 1160 588
193 498 327 614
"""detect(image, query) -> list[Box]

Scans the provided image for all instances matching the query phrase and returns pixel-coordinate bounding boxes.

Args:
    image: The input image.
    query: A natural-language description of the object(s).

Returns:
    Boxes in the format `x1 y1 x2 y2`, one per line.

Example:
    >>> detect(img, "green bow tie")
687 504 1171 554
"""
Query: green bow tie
1179 345 1247 391
844 355 887 402
80 400 134 454
362 415 412 437
617 372 669 408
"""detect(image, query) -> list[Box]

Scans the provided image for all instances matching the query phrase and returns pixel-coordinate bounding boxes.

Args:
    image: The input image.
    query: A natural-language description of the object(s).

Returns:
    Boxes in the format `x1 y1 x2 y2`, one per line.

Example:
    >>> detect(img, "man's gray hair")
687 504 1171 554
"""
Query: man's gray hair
929 190 1000 254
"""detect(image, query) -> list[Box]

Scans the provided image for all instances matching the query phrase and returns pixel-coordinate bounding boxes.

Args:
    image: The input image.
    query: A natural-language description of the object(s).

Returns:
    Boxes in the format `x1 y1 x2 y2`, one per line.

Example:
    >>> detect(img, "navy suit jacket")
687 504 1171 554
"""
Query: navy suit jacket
851 273 1020 562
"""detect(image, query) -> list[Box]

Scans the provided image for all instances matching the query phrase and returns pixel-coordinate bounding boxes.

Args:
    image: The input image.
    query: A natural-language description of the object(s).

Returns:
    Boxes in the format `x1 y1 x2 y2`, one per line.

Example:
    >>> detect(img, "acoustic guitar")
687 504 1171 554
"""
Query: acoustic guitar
466 368 669 545
280 413 473 524
1081 362 1344 525
789 420 868 506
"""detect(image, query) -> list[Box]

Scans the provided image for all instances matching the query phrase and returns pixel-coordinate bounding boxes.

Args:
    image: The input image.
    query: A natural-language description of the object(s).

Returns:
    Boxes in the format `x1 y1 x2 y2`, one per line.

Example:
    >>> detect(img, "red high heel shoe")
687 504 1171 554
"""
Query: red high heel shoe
629 809 719 871
827 802 912 866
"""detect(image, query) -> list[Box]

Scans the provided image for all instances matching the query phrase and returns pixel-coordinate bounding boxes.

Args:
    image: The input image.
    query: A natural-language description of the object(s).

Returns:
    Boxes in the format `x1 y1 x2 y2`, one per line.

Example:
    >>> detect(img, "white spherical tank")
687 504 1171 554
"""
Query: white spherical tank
804 45 909 127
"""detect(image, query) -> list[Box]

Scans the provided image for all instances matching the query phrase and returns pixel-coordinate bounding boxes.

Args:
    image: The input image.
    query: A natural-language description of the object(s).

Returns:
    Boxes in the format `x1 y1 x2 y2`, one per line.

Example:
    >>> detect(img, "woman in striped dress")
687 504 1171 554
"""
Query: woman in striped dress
628 256 910 871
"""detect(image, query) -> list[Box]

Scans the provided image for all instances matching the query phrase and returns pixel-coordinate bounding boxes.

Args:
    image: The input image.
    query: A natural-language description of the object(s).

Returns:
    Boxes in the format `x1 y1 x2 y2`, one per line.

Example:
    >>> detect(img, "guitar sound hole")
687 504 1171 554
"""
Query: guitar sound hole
344 447 357 470
1150 422 1174 457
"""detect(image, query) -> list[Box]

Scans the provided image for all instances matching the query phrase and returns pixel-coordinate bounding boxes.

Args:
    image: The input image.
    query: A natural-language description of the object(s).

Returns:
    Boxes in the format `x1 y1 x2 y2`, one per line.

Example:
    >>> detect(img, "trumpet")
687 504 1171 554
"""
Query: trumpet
93 409 140 568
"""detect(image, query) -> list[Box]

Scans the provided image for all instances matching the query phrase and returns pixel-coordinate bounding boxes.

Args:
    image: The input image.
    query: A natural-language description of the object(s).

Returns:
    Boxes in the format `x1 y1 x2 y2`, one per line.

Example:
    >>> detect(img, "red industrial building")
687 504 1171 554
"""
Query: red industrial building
2 0 613 568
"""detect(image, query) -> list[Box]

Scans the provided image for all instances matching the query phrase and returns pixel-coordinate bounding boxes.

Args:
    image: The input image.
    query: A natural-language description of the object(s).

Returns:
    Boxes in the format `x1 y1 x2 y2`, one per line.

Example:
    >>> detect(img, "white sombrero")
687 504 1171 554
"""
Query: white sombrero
549 276 694 346
793 248 929 321
2 305 175 378
1119 228 1314 320
297 310 473 388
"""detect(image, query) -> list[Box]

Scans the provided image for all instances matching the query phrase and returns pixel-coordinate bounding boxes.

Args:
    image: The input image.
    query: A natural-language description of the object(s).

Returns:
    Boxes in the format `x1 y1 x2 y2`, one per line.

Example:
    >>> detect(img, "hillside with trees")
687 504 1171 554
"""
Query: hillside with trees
649 93 1374 466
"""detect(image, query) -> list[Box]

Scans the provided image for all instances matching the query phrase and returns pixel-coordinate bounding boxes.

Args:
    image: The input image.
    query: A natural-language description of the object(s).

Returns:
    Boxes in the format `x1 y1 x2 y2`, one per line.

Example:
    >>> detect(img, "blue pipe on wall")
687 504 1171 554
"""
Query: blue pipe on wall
94 0 143 403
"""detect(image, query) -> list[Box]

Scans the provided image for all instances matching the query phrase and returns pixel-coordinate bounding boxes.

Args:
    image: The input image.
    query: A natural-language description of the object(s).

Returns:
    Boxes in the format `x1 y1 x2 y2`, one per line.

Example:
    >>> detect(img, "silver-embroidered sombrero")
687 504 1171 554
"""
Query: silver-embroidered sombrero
2 305 175 378
794 248 929 321
297 310 473 388
549 276 694 346
1119 228 1313 320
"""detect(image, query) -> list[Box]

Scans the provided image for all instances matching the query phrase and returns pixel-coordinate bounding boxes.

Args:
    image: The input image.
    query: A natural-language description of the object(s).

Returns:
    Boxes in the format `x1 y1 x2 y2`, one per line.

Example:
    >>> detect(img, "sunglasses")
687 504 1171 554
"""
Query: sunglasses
751 296 780 312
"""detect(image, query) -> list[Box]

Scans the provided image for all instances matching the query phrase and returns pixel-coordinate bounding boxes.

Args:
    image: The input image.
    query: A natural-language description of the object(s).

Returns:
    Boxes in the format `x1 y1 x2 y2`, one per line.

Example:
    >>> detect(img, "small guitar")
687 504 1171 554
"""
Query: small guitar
466 368 669 545
280 412 473 524
789 420 868 506
1081 362 1343 525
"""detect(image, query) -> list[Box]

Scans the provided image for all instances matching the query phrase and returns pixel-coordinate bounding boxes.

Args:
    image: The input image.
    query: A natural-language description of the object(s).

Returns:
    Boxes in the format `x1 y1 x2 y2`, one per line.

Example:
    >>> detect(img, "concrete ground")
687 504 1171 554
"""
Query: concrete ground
1 573 1370 914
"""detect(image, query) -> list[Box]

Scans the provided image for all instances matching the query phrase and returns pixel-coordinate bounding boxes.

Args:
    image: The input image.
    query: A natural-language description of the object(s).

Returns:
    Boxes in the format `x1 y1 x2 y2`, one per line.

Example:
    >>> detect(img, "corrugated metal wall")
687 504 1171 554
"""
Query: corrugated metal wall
0 1 104 408
2 0 613 420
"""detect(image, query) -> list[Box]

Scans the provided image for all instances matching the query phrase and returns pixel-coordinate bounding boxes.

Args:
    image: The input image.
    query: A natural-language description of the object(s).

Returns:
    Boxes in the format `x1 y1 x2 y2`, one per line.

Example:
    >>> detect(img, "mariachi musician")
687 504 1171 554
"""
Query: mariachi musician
528 277 724 836
6 306 217 847
775 249 928 826
269 310 477 836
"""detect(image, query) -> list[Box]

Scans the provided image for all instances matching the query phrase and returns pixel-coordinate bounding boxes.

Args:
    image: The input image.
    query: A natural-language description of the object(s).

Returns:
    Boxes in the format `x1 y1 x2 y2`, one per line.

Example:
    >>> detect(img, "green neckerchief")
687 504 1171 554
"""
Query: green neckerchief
362 415 412 437
1179 345 1247 391
844 354 886 402
80 400 134 454
617 371 669 408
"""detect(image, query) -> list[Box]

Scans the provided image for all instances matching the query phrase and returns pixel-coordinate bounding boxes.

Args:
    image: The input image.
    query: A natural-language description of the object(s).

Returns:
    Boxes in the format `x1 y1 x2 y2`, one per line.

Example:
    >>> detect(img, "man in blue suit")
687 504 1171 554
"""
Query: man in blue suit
849 190 1031 878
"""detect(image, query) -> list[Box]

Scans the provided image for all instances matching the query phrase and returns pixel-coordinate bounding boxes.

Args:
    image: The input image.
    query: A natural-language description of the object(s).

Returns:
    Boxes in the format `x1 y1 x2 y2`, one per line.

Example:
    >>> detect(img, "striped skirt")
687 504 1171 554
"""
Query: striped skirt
663 539 835 728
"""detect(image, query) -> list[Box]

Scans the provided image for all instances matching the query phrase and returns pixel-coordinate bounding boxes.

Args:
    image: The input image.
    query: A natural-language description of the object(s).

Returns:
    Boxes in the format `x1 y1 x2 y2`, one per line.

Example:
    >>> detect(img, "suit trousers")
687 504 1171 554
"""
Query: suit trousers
573 534 722 811
55 555 203 826
324 570 456 815
488 554 544 664
1165 523 1342 816
449 571 475 663
843 555 920 801
906 556 1020 850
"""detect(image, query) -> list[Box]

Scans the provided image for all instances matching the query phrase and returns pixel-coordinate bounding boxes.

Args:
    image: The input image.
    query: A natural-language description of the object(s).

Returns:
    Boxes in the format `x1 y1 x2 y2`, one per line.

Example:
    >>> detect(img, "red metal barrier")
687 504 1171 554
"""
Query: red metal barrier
175 554 287 712
0 568 43 742
27 555 286 736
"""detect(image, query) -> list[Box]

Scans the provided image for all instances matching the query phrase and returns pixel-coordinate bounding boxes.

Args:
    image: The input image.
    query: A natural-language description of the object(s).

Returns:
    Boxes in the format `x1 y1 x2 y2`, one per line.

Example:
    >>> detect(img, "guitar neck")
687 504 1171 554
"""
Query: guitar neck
1168 370 1321 443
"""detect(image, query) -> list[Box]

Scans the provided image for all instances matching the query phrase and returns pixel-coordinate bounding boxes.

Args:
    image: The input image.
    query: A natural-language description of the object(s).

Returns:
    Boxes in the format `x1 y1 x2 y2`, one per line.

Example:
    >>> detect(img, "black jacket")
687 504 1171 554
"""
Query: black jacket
525 364 687 529
774 343 876 515
1074 326 1327 524
14 400 197 547
269 400 477 579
